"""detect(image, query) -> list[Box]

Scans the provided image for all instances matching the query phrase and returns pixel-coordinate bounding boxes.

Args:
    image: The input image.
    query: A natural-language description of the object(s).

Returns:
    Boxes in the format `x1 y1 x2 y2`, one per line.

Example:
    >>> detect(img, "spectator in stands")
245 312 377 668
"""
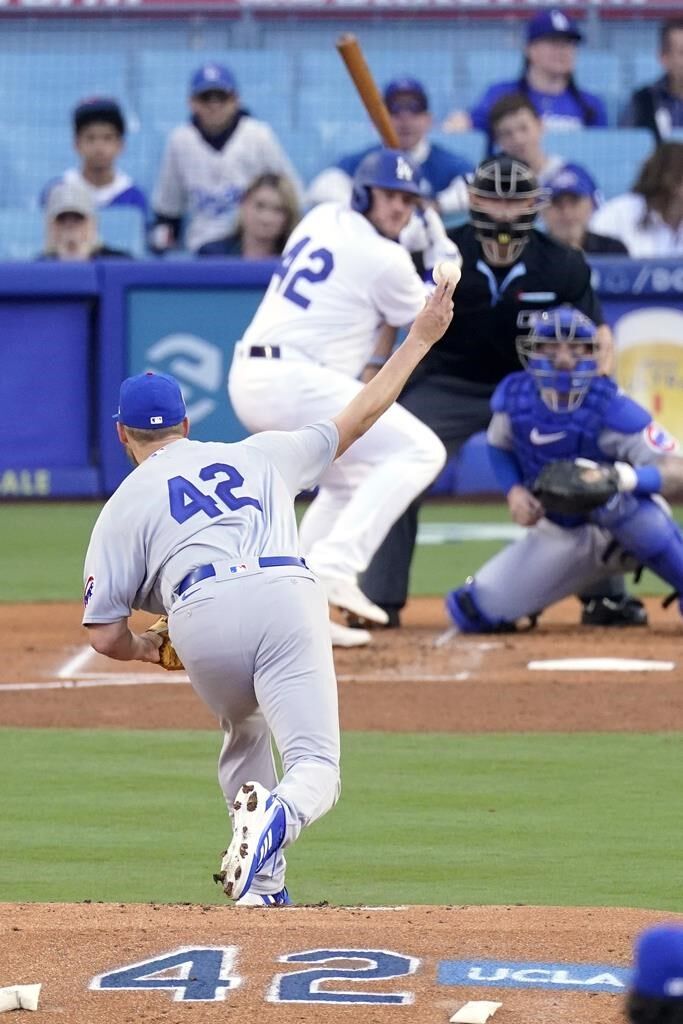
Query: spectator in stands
626 923 683 1024
443 9 607 141
619 19 683 143
306 77 473 217
198 172 300 257
490 92 567 182
42 97 148 217
543 163 628 254
590 142 683 257
150 62 303 255
38 182 131 261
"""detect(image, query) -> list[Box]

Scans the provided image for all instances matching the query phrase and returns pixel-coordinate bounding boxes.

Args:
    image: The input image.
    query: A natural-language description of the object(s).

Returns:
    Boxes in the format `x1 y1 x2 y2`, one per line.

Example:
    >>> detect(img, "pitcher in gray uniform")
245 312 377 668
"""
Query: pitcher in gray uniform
82 278 456 907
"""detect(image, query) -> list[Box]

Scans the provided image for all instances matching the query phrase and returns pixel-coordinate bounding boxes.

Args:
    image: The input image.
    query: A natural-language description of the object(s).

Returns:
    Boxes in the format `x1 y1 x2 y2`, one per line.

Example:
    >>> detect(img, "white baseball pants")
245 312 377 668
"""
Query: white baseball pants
228 349 446 582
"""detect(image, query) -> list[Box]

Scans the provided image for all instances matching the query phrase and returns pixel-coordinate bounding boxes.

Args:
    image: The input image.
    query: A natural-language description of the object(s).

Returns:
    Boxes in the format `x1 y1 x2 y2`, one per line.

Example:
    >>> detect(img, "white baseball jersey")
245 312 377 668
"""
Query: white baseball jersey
590 193 683 258
152 117 304 252
82 423 338 623
241 202 426 378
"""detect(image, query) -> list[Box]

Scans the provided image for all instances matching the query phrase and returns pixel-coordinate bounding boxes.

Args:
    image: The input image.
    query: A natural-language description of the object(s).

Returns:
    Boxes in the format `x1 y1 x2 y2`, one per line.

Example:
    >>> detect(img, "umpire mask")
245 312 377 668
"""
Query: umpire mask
469 156 547 266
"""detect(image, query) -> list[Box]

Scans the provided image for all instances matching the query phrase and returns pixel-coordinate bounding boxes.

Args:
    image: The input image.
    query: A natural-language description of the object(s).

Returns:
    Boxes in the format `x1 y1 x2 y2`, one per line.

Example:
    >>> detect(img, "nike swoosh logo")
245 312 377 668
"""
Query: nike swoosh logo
530 428 567 445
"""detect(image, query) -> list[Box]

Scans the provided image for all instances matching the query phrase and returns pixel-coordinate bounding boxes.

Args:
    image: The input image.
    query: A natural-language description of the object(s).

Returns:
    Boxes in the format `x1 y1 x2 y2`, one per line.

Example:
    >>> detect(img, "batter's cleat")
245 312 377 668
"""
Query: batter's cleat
214 782 286 902
580 596 648 627
329 620 371 647
322 577 389 626
234 887 292 907
346 606 401 630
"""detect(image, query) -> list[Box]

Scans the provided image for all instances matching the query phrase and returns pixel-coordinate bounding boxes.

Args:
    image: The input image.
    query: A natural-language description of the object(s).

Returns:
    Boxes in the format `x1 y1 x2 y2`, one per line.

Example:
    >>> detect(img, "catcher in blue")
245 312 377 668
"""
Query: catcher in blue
445 306 683 633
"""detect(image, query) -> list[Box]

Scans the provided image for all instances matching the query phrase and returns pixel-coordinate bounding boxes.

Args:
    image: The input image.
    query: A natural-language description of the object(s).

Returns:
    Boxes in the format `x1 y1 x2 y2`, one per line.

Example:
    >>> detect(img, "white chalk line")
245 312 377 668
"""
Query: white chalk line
57 646 95 680
0 676 189 692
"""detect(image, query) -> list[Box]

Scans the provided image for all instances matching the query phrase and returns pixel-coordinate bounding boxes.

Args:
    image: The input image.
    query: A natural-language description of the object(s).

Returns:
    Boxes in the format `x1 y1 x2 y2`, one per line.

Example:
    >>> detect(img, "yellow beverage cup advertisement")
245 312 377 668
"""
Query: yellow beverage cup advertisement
615 307 683 441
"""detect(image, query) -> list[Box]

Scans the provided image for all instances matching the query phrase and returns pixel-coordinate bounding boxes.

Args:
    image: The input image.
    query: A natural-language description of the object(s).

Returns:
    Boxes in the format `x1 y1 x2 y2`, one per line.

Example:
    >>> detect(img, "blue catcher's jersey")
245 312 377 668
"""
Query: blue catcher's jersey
491 372 652 525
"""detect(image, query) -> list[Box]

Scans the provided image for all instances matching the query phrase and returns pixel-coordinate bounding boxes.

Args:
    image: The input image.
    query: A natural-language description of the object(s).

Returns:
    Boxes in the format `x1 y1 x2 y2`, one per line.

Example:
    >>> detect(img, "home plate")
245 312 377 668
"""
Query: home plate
528 657 675 672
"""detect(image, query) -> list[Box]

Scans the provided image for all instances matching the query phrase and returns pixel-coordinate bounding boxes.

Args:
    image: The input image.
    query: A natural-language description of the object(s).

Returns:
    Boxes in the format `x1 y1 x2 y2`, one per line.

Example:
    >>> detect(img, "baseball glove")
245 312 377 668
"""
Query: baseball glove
532 459 620 516
144 615 185 671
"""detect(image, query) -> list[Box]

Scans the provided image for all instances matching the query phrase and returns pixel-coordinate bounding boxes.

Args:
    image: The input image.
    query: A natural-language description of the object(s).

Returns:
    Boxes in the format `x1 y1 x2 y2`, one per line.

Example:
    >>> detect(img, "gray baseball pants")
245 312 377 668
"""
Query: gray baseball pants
168 563 340 895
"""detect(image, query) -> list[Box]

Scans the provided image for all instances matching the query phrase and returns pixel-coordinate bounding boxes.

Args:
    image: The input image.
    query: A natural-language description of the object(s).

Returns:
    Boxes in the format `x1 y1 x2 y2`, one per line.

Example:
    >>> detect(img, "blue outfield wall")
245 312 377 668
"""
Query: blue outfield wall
0 257 682 499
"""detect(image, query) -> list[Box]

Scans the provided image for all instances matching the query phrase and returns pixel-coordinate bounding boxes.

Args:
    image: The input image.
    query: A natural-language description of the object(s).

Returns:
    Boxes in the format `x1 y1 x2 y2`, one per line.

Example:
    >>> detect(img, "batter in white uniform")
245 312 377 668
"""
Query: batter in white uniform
228 148 455 646
82 277 456 906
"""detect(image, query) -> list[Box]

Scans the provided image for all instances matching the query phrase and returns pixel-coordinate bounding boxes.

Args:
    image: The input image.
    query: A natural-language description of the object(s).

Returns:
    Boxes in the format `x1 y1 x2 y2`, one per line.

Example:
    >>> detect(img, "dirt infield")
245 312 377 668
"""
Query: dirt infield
1 596 681 1023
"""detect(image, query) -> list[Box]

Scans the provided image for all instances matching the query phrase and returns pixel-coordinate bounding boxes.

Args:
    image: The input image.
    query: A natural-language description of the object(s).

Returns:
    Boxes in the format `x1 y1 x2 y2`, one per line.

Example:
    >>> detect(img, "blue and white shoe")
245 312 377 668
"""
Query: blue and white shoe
216 781 287 901
234 887 292 907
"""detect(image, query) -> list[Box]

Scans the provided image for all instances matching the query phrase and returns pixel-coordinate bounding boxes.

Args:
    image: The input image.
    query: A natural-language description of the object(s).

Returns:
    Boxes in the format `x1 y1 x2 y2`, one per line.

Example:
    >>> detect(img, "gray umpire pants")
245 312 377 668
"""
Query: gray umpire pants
360 373 627 610
168 562 340 896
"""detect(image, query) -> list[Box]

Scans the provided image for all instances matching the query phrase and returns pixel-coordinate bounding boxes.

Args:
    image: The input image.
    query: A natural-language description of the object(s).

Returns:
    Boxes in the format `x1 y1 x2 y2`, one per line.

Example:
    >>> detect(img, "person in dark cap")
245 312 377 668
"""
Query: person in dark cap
543 162 628 254
150 62 302 254
41 96 148 217
307 76 473 218
627 924 683 1024
443 8 607 142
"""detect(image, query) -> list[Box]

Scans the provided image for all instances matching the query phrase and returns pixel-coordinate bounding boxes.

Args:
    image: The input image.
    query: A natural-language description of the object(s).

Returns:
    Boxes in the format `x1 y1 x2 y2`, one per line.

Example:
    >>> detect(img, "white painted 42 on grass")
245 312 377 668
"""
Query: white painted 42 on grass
90 946 420 1005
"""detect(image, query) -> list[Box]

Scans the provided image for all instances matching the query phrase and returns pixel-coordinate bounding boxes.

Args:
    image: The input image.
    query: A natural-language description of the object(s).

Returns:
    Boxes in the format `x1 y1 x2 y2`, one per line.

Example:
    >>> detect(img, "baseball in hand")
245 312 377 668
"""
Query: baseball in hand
432 259 462 288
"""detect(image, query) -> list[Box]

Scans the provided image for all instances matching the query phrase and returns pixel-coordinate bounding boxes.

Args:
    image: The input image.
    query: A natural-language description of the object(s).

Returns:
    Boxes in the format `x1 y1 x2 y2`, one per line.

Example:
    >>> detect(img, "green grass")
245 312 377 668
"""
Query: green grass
0 728 680 911
1 501 681 602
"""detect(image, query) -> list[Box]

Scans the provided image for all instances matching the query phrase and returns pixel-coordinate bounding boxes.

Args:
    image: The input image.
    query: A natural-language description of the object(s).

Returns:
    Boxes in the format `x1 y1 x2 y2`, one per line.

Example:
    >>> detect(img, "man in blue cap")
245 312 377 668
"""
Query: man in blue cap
307 76 473 218
543 162 629 254
627 924 683 1023
151 62 302 253
443 8 607 140
81 278 456 906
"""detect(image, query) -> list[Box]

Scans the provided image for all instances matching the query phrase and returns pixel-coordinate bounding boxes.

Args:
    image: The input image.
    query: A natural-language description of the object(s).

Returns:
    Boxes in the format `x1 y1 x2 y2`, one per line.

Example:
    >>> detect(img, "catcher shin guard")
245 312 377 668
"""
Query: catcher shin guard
593 494 683 610
445 582 517 634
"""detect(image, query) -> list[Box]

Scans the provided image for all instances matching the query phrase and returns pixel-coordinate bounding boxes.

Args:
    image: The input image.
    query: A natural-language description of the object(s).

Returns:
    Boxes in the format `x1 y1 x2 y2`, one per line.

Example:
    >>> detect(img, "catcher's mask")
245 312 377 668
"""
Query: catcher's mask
468 156 547 266
351 147 422 214
517 306 599 412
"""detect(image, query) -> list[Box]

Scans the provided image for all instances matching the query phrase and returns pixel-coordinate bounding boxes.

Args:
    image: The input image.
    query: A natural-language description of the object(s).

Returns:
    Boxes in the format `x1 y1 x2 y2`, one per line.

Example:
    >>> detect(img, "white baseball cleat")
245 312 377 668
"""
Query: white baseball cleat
214 781 287 902
234 887 292 907
329 620 371 648
323 577 389 625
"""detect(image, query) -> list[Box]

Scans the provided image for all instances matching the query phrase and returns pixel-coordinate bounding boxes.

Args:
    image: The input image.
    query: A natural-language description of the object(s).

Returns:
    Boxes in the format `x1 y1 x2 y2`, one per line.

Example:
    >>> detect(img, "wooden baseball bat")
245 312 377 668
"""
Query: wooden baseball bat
336 33 400 149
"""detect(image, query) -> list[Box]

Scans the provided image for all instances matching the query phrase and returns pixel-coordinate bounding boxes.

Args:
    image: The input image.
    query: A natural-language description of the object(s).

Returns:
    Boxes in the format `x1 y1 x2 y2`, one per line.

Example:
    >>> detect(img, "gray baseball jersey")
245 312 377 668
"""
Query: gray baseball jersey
82 422 337 624
152 117 303 252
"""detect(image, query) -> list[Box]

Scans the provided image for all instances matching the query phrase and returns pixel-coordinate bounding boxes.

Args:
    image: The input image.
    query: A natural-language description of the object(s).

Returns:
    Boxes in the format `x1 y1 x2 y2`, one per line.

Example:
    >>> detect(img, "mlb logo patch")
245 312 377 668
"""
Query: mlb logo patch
229 563 248 574
83 576 95 607
645 422 678 453
150 415 163 425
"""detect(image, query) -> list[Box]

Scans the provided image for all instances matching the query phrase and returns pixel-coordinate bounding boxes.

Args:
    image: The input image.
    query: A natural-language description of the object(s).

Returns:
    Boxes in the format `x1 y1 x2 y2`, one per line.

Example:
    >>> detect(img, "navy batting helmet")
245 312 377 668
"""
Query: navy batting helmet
517 306 599 412
351 147 421 213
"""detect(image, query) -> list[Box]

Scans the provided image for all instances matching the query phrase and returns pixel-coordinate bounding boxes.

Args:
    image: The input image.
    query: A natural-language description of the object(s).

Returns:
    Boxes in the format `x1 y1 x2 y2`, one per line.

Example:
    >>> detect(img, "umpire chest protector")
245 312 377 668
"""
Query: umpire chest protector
499 373 621 482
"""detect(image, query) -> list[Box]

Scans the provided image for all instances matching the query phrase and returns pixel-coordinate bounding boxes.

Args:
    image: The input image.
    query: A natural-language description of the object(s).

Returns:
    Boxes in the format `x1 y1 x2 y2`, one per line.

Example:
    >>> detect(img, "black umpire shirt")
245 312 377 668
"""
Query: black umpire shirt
421 223 604 387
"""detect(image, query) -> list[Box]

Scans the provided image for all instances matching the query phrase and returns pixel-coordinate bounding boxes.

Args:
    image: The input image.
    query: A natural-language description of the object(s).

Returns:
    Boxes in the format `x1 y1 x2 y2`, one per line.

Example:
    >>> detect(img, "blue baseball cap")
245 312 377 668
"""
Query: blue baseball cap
547 162 599 206
632 925 683 999
384 76 429 113
114 372 186 429
527 9 582 43
190 63 237 97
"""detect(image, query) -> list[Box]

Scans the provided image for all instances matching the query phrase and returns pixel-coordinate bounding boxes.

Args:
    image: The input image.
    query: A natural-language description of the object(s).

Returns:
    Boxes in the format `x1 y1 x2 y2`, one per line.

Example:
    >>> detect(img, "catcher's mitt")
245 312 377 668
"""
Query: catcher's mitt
144 615 185 671
532 459 619 516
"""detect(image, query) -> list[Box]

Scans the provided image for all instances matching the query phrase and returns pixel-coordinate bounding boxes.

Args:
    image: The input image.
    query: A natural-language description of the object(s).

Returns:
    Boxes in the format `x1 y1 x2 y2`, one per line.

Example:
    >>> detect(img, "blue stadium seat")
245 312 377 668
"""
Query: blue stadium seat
460 50 523 110
98 206 147 258
631 53 662 90
543 128 654 199
575 51 622 123
0 208 43 260
430 130 486 169
136 50 295 135
0 53 129 125
0 124 74 208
